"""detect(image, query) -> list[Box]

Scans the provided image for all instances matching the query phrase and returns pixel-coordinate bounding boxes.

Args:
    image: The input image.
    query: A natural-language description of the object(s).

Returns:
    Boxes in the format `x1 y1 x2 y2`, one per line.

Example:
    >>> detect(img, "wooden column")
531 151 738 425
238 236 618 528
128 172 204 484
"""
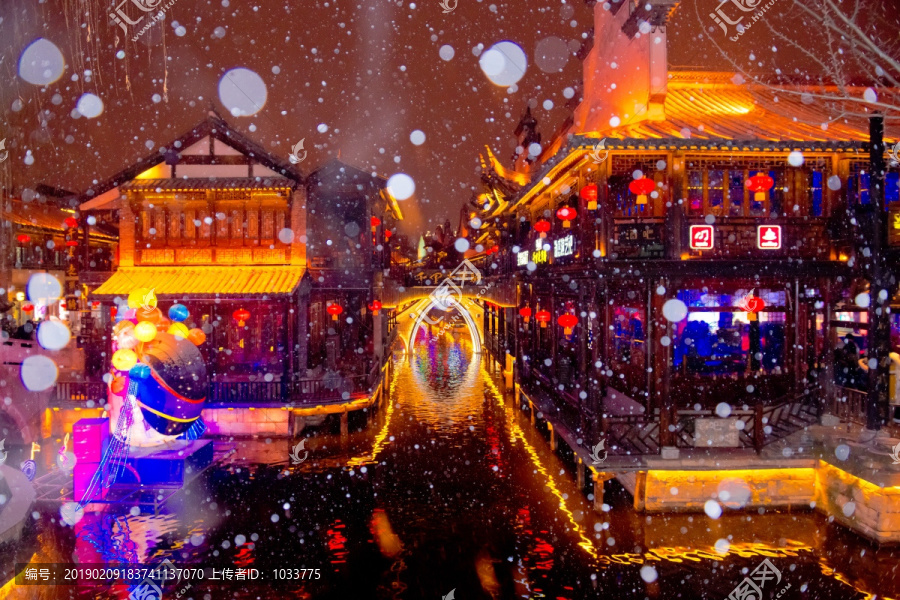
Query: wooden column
576 459 585 489
340 411 349 437
549 423 557 451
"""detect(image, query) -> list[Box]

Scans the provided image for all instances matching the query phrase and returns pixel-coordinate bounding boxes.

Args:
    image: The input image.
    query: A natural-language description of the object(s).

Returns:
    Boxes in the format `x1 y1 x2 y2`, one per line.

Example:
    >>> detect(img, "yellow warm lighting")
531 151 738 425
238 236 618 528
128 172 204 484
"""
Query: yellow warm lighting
134 163 170 179
680 253 690 260
839 253 849 261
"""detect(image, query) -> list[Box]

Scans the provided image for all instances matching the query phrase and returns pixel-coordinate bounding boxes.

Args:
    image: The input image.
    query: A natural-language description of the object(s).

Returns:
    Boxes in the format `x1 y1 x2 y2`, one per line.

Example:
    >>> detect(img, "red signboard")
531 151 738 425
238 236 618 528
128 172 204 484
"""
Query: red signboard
689 225 714 250
757 225 782 250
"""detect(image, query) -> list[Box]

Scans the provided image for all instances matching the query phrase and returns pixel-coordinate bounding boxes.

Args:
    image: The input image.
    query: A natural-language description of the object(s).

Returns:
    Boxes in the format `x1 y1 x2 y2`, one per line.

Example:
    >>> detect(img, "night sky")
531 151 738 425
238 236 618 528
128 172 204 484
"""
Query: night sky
0 0 892 235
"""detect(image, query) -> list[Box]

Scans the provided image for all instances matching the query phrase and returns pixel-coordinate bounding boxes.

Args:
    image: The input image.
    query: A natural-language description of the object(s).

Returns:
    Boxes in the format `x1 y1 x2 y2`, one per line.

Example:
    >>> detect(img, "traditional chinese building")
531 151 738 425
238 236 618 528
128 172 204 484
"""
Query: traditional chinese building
472 0 900 451
71 113 399 420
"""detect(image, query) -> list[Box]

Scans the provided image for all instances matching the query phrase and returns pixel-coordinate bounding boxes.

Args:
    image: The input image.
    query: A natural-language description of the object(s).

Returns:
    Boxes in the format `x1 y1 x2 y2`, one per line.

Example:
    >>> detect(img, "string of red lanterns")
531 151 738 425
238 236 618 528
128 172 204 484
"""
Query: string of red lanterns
533 219 551 239
557 313 578 335
556 206 577 228
629 177 655 205
327 303 344 321
746 172 774 201
580 184 599 210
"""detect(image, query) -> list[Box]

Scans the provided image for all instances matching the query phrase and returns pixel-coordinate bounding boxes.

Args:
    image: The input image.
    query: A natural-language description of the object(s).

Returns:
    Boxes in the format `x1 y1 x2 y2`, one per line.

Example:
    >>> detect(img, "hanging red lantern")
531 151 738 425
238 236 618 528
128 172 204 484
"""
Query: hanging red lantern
556 206 577 228
558 313 578 335
63 216 78 229
371 216 381 233
533 220 551 239
233 308 251 326
385 230 393 239
580 184 599 210
369 300 382 316
16 233 31 244
21 303 34 312
629 178 656 205
535 310 551 328
327 303 344 321
746 172 774 202
66 240 78 247
519 307 532 323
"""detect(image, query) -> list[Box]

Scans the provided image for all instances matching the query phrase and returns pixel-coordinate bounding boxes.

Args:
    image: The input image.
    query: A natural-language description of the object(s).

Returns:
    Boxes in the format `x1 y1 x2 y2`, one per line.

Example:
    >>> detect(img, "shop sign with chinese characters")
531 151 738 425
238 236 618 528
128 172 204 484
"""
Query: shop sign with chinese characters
757 225 782 249
553 235 575 258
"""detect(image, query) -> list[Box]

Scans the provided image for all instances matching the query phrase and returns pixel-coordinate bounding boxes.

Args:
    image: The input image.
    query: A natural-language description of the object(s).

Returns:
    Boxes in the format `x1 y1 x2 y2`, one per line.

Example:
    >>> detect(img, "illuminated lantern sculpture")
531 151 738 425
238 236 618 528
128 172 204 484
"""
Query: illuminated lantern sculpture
371 216 381 233
187 328 206 346
133 321 158 343
534 219 551 239
519 307 532 323
580 184 599 210
535 310 551 328
167 322 190 339
168 304 190 322
16 234 30 244
556 206 577 228
111 348 138 372
327 303 343 321
233 308 251 327
558 313 578 335
369 300 382 316
629 177 656 205
63 216 78 229
746 172 775 202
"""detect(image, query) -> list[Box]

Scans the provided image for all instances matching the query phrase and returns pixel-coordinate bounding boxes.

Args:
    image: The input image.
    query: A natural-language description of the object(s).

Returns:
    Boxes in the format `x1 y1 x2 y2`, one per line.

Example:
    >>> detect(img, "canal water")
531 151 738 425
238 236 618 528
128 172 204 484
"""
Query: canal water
3 329 898 599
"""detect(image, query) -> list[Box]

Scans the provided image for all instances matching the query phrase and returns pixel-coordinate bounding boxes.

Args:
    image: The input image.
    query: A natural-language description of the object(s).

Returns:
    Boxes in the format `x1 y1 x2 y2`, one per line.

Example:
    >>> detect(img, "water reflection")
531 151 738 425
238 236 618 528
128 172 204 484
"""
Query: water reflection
1 332 897 599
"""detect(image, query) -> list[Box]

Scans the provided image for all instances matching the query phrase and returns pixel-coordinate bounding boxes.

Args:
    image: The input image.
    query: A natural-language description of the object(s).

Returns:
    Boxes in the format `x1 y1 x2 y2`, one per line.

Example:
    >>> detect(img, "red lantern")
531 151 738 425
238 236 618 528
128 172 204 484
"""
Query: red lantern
369 300 382 316
556 206 577 228
580 184 599 210
535 310 551 328
64 216 78 229
629 178 656 205
519 307 532 323
533 220 551 239
21 303 34 312
66 240 78 247
327 303 343 321
233 308 251 326
17 234 31 244
558 313 578 335
371 216 381 233
746 172 775 202
385 230 393 239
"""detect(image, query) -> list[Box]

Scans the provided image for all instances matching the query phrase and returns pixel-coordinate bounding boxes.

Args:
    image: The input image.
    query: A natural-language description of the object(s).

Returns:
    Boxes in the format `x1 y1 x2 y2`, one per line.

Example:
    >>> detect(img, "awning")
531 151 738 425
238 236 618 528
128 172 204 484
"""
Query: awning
91 266 305 299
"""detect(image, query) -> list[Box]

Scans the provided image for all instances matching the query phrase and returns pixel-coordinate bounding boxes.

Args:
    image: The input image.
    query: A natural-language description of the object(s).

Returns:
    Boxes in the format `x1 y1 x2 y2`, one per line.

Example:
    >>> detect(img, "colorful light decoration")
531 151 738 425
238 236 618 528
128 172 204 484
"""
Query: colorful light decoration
580 184 599 210
133 321 158 343
519 307 532 323
111 348 138 372
558 313 578 335
233 308 251 327
371 216 381 233
534 219 551 239
535 310 551 328
63 216 78 229
368 300 382 316
629 177 656 205
746 172 775 202
327 303 343 321
556 206 577 228
16 233 31 244
21 303 34 312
